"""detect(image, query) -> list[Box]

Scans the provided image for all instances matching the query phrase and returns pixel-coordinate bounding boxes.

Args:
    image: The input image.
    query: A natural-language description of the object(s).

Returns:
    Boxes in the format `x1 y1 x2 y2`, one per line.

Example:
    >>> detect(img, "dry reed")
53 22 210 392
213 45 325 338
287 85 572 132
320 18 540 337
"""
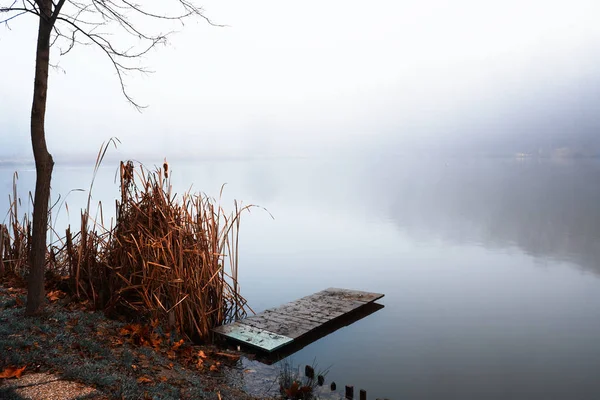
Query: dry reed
1 145 254 342
0 172 30 278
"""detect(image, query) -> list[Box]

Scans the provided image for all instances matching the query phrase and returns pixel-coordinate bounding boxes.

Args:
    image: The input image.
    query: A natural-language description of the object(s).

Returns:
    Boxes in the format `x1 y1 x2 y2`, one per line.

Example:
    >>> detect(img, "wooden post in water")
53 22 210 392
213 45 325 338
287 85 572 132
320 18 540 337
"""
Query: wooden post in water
359 389 367 400
345 385 354 399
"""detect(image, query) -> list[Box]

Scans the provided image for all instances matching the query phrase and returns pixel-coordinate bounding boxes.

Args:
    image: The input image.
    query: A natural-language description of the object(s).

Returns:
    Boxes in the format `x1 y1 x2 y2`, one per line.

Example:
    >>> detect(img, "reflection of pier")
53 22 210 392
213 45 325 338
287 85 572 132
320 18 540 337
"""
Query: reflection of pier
213 288 384 356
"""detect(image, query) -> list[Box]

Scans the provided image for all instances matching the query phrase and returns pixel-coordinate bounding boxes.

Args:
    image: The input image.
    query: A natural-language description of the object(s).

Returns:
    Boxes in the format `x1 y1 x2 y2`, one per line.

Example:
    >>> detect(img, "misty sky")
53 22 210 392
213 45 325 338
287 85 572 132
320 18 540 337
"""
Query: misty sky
1 0 599 160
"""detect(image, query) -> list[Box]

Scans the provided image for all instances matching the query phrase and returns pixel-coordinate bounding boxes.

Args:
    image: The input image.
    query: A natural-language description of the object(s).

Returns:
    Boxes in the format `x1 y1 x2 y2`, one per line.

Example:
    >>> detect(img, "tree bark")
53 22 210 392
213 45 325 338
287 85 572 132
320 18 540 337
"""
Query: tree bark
26 1 54 315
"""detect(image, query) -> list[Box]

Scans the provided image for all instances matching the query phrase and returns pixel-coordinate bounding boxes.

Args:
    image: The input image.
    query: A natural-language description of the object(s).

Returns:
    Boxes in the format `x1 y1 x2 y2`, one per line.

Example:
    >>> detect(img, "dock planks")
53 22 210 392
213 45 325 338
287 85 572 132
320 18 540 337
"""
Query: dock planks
213 288 384 352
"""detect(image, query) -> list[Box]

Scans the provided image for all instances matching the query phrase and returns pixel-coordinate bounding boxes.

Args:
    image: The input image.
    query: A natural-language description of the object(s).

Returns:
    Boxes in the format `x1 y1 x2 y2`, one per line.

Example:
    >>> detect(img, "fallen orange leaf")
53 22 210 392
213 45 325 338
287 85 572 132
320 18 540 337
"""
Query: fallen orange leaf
171 339 184 351
137 376 153 383
112 337 124 345
197 350 207 359
0 366 26 379
120 323 141 336
47 290 66 302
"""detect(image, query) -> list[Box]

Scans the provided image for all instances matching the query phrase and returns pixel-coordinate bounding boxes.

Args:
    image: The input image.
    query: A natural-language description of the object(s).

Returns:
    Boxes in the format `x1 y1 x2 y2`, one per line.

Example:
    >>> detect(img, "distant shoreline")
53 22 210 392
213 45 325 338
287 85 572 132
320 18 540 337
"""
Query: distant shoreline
1 152 600 169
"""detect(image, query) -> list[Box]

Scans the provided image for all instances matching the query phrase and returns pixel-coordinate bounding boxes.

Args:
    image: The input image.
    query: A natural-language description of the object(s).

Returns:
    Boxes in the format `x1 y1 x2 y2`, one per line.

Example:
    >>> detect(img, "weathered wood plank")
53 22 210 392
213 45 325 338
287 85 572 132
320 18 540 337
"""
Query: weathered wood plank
266 303 346 323
240 321 318 339
267 297 365 320
241 313 322 339
321 287 384 303
262 310 329 325
214 287 384 352
248 311 324 328
264 307 332 324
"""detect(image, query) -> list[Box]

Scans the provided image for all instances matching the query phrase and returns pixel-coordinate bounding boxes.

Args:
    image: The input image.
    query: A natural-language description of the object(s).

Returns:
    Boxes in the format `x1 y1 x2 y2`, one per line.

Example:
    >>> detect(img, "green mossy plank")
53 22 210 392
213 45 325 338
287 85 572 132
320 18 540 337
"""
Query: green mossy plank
212 322 293 352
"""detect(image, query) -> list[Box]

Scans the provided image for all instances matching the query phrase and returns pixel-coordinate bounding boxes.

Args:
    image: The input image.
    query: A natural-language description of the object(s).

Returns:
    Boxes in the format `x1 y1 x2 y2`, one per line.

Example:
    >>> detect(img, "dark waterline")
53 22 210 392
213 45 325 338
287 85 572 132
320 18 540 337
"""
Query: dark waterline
2 156 600 399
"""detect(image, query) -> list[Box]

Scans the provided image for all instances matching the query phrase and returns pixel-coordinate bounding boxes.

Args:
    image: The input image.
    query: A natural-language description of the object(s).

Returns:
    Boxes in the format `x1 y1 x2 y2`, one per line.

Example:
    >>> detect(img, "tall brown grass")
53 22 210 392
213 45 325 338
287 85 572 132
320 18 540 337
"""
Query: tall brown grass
0 143 254 342
0 172 30 278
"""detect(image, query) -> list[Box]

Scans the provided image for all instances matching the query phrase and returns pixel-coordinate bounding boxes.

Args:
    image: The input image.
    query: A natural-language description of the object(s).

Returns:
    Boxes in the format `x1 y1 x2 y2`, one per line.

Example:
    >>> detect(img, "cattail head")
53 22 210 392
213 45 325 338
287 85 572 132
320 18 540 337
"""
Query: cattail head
163 158 169 179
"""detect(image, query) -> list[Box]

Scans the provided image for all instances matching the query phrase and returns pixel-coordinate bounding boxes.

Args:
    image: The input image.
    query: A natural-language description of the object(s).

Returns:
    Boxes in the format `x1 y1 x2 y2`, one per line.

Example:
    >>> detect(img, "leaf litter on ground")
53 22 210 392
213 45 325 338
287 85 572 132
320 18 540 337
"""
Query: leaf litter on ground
0 280 264 399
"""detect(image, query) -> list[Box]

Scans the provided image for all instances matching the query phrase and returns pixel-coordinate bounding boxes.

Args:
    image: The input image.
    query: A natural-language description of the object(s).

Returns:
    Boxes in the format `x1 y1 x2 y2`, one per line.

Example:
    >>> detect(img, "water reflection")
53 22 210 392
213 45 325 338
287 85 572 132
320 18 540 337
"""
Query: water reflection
363 157 600 274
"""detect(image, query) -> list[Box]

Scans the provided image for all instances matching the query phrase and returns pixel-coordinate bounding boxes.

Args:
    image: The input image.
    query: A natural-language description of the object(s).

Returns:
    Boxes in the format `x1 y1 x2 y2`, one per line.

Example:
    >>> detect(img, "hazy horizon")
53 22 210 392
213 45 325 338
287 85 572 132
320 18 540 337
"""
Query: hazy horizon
2 0 599 162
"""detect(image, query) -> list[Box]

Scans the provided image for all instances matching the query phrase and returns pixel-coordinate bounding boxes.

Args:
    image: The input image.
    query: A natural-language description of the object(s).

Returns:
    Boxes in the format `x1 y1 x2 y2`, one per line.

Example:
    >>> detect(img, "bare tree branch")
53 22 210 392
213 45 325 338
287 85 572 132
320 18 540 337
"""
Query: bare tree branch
0 4 39 25
56 14 150 109
49 0 65 22
1 0 220 108
0 9 27 24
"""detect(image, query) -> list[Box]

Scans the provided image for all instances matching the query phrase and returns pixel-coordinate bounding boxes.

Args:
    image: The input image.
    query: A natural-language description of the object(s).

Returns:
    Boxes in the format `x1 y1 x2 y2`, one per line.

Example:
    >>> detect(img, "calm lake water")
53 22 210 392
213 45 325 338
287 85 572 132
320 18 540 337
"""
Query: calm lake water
3 156 600 399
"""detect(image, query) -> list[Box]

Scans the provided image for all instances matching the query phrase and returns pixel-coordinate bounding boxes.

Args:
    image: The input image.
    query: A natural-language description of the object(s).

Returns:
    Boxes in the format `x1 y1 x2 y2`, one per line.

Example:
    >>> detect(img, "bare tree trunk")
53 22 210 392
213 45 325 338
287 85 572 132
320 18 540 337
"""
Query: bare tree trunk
26 1 54 315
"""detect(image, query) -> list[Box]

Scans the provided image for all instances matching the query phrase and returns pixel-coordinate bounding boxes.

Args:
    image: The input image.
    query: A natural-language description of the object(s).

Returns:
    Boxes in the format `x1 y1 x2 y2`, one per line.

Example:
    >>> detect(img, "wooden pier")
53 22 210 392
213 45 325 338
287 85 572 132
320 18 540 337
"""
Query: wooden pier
213 288 384 352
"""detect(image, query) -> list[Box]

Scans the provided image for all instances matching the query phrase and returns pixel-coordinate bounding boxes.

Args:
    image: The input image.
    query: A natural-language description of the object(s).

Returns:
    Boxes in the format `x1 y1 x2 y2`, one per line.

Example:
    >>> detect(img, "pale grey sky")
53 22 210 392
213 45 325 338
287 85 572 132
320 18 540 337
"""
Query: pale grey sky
1 0 599 160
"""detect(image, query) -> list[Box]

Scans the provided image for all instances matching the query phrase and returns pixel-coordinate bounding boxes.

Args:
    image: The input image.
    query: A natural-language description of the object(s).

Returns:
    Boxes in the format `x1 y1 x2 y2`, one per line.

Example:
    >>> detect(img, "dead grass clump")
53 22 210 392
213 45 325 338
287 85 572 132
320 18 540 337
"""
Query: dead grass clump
2 148 253 342
90 160 251 340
